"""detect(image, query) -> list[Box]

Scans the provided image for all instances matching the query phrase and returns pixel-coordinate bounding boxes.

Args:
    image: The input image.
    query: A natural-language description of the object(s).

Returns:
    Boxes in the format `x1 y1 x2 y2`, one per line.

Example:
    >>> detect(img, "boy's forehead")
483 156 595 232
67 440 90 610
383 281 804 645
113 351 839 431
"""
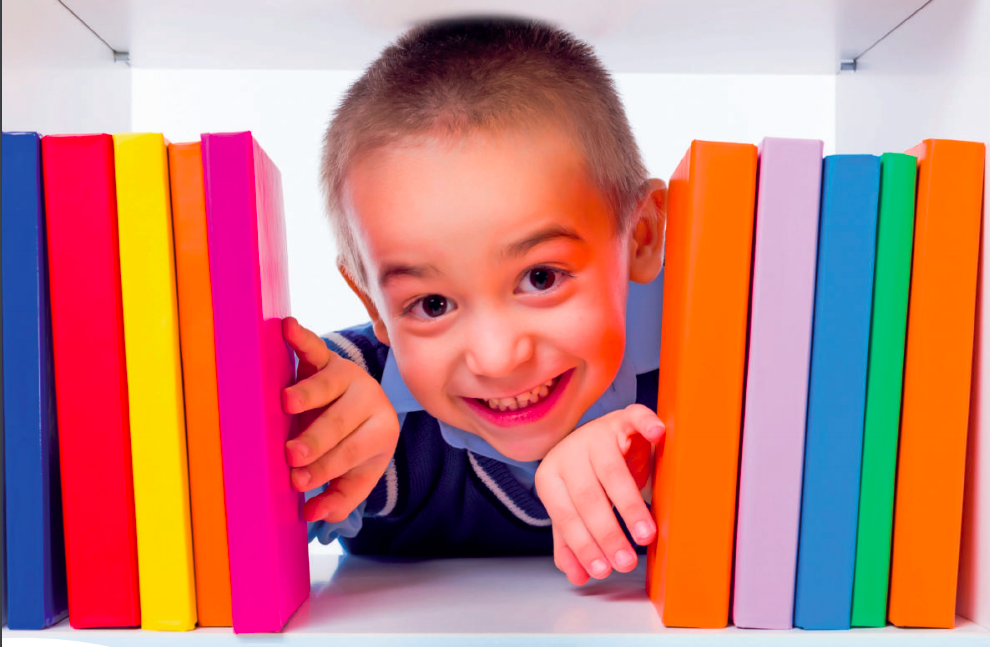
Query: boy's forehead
342 124 593 216
341 126 615 281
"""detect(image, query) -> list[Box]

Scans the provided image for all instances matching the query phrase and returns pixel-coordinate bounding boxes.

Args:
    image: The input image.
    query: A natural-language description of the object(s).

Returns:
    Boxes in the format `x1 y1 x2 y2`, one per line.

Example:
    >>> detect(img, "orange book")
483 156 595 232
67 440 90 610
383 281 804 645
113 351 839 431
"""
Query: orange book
168 142 232 626
888 139 985 628
646 141 758 627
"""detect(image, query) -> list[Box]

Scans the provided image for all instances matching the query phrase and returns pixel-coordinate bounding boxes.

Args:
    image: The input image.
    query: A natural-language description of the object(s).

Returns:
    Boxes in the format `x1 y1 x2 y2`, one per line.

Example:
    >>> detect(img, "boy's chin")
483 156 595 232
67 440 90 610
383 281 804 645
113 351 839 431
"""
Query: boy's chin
491 443 551 464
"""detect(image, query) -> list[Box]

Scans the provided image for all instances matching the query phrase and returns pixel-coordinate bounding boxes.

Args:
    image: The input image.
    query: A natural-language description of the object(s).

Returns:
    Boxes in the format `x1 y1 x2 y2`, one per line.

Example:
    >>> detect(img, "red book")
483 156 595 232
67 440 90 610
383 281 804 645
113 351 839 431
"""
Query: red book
42 134 140 628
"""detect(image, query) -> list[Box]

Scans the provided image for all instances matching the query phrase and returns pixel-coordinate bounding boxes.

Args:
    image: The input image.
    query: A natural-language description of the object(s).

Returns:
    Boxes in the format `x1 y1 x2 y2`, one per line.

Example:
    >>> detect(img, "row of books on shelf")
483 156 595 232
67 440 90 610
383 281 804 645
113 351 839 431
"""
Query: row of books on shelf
0 133 985 634
1 131 308 634
647 138 985 630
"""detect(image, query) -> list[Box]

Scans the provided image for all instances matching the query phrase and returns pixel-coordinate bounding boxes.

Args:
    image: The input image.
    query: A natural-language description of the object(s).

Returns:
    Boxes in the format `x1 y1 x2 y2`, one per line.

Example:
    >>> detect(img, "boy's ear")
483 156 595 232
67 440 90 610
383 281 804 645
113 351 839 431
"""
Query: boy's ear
338 261 391 347
628 178 667 284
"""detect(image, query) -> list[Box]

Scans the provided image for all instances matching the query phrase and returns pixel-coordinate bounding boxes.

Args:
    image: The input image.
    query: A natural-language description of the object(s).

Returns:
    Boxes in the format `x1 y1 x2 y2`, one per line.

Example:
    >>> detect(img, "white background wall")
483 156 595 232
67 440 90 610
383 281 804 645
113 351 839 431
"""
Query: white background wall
132 70 836 336
1 0 130 134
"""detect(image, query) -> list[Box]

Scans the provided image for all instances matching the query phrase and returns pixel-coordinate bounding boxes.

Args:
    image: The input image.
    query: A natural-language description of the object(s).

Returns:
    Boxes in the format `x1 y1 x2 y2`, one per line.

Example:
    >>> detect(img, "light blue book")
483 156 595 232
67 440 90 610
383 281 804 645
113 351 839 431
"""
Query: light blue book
794 154 880 629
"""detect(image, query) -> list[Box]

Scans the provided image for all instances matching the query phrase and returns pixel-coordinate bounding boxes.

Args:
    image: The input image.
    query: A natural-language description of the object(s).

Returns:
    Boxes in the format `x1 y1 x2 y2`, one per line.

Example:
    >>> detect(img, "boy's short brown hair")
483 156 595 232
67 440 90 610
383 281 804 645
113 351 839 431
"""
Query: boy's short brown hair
321 16 649 295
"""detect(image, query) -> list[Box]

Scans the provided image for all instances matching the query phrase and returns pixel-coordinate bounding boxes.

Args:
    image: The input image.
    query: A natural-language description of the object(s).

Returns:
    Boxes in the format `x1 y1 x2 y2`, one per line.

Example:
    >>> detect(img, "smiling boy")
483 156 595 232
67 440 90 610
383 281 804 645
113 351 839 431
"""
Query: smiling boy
281 17 667 585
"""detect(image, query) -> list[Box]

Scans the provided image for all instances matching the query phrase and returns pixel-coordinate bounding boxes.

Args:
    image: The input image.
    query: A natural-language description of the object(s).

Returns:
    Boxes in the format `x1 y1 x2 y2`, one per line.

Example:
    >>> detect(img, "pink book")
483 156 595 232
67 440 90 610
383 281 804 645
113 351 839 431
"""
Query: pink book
201 132 309 633
732 138 823 629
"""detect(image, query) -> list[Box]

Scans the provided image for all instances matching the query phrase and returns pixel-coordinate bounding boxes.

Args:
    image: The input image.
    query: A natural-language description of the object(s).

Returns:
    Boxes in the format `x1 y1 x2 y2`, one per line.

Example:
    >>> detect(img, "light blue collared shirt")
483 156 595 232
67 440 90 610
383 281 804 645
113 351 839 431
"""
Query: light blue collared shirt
310 271 663 543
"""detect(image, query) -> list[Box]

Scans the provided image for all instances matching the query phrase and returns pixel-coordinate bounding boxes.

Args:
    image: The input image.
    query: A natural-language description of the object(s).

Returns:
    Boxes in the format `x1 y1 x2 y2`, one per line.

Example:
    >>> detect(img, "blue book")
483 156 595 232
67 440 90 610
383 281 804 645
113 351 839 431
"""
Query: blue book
794 155 880 630
1 131 69 629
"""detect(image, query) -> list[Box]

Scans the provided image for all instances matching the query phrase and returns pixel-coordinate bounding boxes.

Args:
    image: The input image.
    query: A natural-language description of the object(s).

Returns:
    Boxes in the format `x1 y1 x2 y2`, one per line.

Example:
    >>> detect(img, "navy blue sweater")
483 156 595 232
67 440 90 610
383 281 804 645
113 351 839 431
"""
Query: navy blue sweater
316 323 659 557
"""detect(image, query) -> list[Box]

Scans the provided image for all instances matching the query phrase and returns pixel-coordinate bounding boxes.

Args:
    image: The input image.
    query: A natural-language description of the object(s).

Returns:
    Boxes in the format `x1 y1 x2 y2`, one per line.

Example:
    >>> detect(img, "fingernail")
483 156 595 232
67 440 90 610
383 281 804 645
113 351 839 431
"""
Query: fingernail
615 549 635 568
648 424 665 439
290 440 310 460
295 468 311 489
590 559 609 577
634 520 655 542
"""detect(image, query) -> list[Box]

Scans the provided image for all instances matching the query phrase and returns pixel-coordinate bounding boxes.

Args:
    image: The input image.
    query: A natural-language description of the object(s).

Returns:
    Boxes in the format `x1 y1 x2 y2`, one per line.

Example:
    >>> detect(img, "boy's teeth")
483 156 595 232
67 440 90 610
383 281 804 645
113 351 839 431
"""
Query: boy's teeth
485 377 557 411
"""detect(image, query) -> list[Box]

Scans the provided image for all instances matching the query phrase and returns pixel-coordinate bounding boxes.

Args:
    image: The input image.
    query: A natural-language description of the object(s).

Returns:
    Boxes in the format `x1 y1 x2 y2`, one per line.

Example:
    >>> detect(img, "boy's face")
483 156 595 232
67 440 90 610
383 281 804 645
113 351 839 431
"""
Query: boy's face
344 126 652 462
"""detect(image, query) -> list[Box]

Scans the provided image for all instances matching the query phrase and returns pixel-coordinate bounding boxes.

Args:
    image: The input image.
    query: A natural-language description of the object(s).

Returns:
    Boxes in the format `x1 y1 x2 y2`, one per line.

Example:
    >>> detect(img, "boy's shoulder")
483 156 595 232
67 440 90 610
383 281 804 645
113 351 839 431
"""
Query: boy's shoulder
321 322 390 383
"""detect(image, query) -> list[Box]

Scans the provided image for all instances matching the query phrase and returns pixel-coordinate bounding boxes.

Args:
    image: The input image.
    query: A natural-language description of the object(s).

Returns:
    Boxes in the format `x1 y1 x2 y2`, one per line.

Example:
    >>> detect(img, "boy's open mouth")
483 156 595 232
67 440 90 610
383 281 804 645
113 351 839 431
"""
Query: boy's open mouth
463 369 574 428
476 375 562 412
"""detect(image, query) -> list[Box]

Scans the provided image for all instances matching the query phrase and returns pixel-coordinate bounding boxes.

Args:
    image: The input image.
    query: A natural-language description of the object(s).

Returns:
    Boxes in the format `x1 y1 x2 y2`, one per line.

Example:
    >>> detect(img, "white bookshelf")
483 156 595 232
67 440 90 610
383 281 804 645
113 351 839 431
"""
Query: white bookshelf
1 0 987 642
3 554 989 645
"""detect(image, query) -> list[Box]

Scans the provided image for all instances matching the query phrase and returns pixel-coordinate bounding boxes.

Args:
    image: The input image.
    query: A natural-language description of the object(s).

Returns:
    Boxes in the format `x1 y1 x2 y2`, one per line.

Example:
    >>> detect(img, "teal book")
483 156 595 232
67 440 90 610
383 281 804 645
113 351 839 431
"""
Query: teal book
851 153 917 626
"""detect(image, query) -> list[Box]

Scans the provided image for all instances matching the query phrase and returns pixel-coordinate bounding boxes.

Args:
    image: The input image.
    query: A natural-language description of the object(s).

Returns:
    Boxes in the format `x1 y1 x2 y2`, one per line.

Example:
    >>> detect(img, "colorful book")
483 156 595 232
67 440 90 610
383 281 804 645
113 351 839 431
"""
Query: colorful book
113 133 196 631
888 139 985 628
42 134 141 628
732 138 822 629
1 131 69 629
646 140 758 628
794 155 880 630
202 132 309 633
957 158 989 631
168 141 233 627
1 147 5 627
850 152 917 627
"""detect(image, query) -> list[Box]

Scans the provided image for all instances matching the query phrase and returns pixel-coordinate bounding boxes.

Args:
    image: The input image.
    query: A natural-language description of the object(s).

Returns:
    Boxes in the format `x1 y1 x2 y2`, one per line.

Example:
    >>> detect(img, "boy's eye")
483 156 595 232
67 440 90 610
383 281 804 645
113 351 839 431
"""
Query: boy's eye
411 294 453 318
518 267 561 293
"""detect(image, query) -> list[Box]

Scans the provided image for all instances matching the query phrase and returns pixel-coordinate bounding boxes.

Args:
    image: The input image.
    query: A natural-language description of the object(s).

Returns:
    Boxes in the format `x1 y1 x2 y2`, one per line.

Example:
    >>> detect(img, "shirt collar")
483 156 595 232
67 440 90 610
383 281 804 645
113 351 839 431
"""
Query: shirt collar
379 270 663 467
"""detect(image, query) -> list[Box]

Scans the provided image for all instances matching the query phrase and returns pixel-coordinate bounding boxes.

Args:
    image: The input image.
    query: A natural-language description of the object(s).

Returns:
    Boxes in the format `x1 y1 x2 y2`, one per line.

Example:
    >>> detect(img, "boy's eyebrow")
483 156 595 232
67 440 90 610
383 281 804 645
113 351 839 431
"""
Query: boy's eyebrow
379 262 442 288
502 225 585 259
378 225 585 288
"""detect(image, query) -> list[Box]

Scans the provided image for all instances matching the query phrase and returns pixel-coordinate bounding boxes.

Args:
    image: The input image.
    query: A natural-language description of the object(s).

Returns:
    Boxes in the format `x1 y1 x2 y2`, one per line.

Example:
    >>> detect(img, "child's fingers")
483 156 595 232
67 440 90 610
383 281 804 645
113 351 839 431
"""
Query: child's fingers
285 376 369 469
538 466 613 579
618 404 666 448
560 460 639 574
291 411 396 491
282 353 352 416
302 460 385 523
591 440 656 546
282 316 333 375
552 526 590 586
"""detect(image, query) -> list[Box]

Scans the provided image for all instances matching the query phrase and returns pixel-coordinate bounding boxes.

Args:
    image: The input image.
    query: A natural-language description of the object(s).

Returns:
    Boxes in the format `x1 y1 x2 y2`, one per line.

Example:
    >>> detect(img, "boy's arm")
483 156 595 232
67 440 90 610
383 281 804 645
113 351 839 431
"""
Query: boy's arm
282 316 400 525
534 404 664 585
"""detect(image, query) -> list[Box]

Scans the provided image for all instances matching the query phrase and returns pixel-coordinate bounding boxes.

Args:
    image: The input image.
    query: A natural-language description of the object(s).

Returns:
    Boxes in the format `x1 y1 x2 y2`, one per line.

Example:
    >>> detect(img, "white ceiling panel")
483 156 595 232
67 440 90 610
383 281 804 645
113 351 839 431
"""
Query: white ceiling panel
61 0 928 73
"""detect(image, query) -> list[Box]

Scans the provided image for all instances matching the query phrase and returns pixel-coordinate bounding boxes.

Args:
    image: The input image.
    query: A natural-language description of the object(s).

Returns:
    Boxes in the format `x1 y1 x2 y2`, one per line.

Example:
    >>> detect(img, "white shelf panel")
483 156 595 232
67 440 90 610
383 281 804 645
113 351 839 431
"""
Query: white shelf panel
63 0 922 73
3 554 987 645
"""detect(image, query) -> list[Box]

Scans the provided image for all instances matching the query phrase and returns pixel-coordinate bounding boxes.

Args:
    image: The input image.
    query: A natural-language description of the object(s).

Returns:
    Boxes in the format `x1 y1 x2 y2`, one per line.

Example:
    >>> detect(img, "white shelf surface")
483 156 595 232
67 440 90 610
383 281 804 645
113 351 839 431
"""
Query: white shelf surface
62 0 923 73
3 554 987 645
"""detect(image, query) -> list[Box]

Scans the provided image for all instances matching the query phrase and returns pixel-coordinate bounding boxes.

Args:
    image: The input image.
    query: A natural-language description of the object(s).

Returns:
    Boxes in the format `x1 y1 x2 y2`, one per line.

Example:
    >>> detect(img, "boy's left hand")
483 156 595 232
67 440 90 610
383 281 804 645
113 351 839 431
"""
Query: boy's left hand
534 404 665 585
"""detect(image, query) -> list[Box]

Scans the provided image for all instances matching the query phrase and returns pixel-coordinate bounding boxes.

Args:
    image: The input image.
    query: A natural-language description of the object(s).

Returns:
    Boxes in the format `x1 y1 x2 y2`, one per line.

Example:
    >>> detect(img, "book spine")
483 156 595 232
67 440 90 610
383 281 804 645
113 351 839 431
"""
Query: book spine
113 133 196 631
850 152 917 627
203 131 307 634
889 139 985 628
2 131 69 630
42 134 140 628
251 138 311 627
732 138 822 629
168 141 233 628
794 154 880 630
647 140 758 628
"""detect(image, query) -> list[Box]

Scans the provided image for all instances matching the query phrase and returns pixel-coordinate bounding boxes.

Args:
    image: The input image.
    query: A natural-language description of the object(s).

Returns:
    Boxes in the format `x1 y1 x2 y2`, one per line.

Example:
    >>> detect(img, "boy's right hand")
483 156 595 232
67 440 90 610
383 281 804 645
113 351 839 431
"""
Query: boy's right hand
281 316 400 524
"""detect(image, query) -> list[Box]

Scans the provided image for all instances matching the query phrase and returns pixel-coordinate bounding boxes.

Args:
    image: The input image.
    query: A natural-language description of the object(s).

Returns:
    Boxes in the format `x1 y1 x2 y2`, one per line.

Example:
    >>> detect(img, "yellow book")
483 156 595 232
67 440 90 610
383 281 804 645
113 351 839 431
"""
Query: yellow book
113 133 197 631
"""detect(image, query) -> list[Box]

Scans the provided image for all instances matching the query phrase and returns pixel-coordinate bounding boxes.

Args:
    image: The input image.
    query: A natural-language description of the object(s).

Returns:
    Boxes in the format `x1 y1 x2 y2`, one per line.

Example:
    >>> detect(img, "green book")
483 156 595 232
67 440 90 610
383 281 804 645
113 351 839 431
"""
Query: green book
850 152 917 627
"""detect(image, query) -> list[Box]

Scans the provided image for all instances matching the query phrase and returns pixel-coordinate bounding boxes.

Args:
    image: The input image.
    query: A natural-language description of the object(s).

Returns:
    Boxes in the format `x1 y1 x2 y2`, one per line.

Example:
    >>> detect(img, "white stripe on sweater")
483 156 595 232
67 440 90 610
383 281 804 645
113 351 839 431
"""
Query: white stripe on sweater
324 331 369 373
467 451 551 527
374 459 398 517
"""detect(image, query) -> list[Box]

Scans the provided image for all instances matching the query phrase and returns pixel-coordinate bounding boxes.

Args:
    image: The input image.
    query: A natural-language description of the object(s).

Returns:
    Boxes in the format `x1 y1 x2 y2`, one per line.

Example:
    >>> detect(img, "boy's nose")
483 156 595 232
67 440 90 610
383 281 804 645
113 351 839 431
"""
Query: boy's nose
464 323 535 378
